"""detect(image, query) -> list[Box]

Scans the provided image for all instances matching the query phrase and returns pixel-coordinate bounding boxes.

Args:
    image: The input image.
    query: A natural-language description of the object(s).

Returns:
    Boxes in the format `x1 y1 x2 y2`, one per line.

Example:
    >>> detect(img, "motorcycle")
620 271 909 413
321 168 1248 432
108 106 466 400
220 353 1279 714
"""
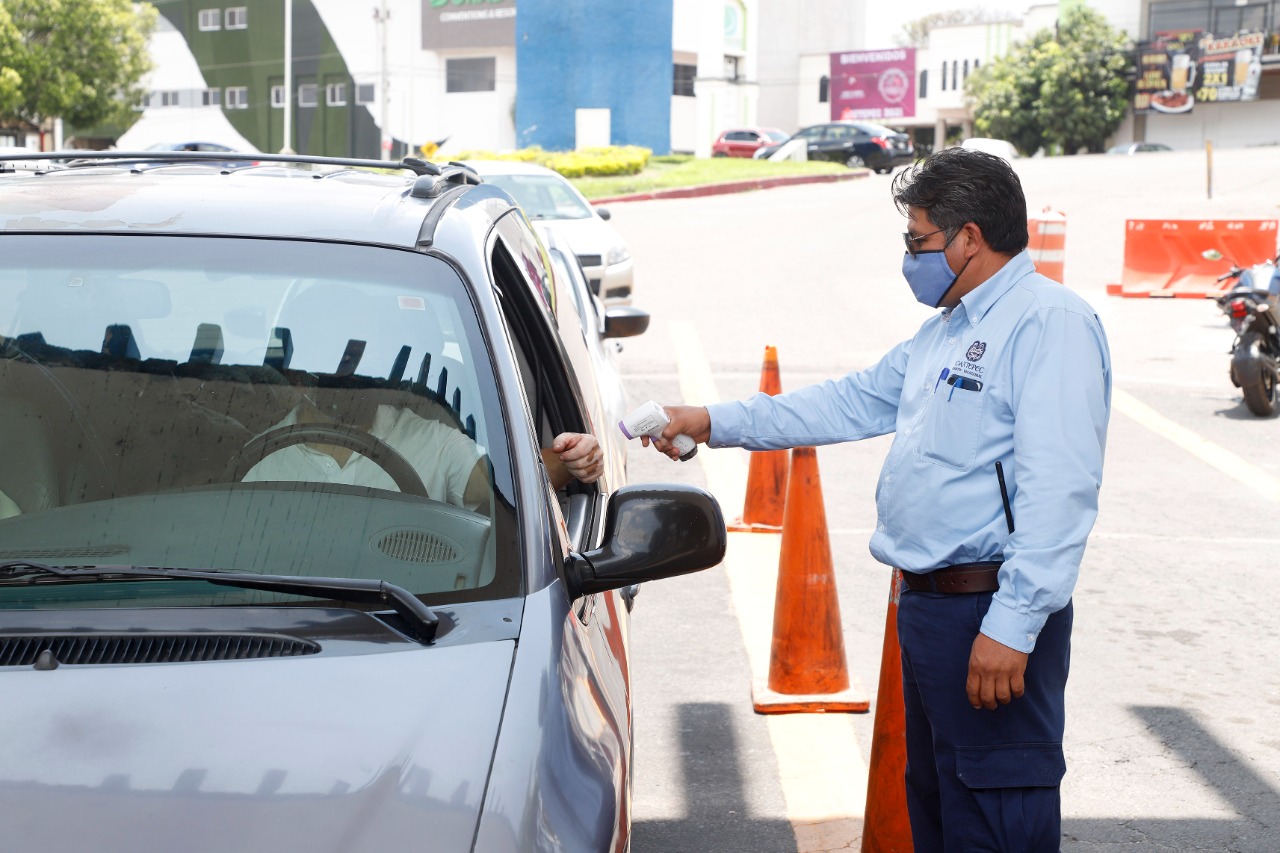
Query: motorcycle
1205 248 1280 416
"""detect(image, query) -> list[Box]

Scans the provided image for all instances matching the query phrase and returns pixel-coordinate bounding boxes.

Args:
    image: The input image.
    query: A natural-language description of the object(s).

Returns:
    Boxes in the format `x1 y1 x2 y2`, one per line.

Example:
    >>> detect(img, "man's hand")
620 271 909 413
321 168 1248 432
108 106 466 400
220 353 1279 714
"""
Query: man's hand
966 633 1029 710
545 432 604 488
641 405 711 460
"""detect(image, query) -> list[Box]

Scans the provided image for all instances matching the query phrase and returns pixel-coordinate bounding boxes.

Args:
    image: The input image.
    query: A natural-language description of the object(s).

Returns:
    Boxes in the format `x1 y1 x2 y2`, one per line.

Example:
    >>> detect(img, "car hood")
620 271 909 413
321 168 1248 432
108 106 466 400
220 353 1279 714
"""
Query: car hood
534 215 623 258
0 638 516 853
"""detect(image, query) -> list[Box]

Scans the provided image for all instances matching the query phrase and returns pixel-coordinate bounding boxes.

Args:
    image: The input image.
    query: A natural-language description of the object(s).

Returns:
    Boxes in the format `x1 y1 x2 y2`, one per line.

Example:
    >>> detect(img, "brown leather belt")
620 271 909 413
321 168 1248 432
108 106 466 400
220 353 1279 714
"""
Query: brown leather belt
899 562 1002 594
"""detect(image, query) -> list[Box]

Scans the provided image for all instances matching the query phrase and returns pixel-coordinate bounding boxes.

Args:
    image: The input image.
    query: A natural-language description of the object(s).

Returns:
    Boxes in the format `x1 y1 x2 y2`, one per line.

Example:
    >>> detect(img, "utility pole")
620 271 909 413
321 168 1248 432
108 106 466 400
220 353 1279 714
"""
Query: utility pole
375 0 391 160
282 0 294 153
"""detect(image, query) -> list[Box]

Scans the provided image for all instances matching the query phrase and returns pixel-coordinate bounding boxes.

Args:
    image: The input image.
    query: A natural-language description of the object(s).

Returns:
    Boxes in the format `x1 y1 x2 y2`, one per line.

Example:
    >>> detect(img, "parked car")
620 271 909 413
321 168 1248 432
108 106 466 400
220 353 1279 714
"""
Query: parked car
754 121 914 173
462 160 635 304
1107 142 1173 155
960 137 1020 161
711 127 789 158
0 150 726 852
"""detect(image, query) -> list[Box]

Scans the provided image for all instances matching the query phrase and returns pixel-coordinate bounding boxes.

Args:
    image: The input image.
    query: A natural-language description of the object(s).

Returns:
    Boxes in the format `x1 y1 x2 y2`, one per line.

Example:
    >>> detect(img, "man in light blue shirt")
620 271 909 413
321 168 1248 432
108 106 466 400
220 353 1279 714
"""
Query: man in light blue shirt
650 148 1110 851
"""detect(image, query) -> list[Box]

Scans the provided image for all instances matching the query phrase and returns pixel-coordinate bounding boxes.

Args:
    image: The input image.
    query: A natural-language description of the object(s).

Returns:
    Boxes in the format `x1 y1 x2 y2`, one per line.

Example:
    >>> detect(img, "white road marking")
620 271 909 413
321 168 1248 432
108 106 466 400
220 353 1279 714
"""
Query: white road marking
1112 387 1280 502
670 320 869 851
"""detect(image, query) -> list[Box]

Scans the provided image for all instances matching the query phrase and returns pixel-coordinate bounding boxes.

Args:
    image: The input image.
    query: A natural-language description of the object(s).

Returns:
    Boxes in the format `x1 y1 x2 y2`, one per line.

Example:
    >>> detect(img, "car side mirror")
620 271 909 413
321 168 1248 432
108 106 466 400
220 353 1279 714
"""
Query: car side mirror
564 484 726 598
596 207 612 221
1202 249 1223 261
602 306 650 339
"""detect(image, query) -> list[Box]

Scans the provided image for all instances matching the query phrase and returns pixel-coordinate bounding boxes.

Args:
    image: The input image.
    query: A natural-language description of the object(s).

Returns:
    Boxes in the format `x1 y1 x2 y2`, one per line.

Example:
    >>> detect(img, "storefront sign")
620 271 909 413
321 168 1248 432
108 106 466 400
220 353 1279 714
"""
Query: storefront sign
829 48 916 122
422 0 515 50
1134 28 1264 115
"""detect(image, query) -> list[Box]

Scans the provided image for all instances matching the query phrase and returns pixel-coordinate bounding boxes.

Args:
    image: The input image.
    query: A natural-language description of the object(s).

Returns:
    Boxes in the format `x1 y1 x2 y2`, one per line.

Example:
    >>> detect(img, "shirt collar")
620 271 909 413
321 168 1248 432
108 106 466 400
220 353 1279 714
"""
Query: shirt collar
946 250 1037 327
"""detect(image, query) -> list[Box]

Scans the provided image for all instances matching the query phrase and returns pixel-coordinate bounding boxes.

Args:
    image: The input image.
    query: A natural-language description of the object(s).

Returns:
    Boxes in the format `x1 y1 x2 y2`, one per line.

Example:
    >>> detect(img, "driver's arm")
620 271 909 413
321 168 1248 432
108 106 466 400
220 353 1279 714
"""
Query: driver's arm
542 432 603 490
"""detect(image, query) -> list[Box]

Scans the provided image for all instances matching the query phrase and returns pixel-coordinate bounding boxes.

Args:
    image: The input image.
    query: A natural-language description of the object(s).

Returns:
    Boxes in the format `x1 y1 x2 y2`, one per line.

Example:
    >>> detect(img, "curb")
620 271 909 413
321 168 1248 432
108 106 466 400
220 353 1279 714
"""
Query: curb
590 169 869 205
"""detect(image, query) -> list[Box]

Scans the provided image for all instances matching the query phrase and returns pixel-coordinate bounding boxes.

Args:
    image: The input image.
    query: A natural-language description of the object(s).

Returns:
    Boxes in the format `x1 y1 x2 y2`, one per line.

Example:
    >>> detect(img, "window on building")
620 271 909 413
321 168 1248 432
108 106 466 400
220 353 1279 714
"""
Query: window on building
1213 3 1267 35
1148 0 1210 37
919 69 928 99
298 83 319 108
952 60 959 87
202 88 222 107
819 74 829 103
156 90 180 107
270 85 286 108
673 63 696 97
724 55 741 82
224 7 247 29
356 83 376 104
974 58 980 69
941 62 948 91
198 8 221 30
326 82 347 106
446 57 496 93
963 59 970 81
225 86 248 109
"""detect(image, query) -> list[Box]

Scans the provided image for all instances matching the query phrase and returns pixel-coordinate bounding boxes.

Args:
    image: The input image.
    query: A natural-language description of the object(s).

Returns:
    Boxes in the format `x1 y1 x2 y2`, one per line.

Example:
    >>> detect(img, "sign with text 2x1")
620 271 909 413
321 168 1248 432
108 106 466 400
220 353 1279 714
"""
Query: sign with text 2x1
1134 29 1264 116
830 48 916 122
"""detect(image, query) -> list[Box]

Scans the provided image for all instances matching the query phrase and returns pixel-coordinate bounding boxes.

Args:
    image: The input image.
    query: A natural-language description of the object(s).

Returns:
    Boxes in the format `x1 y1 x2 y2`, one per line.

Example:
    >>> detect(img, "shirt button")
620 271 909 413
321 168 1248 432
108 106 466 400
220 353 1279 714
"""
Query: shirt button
876 523 886 532
885 474 893 483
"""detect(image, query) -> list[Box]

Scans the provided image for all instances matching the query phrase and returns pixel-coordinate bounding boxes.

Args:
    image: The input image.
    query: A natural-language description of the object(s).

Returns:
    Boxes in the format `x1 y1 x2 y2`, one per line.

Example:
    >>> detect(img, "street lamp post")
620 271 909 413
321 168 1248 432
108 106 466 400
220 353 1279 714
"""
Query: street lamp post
282 0 294 154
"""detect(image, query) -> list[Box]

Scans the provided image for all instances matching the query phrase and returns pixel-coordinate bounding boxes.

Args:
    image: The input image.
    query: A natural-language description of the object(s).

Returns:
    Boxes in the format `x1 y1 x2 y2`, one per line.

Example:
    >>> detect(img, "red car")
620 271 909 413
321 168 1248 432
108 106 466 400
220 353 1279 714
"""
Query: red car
711 127 789 158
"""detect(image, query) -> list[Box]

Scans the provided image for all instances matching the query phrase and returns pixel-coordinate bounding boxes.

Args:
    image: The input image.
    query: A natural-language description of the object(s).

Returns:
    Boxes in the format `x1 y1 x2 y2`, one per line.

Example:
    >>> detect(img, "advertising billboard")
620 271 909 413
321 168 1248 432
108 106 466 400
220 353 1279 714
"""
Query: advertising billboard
422 0 516 50
1134 29 1264 116
829 48 916 122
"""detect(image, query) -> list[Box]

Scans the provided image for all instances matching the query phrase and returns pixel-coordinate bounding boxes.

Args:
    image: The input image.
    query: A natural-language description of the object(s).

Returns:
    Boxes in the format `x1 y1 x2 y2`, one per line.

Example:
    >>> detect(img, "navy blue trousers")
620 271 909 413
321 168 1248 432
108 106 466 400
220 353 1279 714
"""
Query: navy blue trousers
897 588 1072 853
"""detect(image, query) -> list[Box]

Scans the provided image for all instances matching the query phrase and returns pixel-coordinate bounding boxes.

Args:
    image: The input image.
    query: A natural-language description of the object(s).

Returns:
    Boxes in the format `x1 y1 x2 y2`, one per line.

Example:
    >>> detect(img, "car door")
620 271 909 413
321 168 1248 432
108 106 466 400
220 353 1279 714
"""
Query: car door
791 125 825 158
820 124 856 162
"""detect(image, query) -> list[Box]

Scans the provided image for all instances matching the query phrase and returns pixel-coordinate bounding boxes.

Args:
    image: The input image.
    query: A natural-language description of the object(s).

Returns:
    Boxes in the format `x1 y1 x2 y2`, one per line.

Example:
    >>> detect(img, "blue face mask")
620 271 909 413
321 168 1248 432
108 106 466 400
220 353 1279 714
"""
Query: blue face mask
901 243 971 308
901 250 958 308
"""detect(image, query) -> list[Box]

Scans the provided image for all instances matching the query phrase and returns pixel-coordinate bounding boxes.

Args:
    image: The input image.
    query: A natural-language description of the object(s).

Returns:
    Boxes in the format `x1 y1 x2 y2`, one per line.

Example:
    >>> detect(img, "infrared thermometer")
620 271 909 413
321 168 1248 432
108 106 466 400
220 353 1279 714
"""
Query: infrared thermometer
619 401 698 461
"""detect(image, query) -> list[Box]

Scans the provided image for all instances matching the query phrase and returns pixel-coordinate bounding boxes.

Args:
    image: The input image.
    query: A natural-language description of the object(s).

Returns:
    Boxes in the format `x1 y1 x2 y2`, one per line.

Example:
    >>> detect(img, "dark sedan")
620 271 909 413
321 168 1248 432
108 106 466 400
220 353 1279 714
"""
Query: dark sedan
755 121 914 173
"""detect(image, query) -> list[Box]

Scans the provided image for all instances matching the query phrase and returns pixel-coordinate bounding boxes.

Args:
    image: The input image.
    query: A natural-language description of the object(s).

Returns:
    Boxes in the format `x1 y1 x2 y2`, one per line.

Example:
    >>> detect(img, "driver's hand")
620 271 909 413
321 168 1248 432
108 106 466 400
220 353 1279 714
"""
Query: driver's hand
547 432 604 487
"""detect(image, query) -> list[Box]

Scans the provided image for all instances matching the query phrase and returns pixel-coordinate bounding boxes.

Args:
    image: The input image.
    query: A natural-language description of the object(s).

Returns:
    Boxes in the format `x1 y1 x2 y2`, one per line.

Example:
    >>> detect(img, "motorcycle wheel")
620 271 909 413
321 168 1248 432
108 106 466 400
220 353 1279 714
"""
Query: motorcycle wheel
1241 363 1279 417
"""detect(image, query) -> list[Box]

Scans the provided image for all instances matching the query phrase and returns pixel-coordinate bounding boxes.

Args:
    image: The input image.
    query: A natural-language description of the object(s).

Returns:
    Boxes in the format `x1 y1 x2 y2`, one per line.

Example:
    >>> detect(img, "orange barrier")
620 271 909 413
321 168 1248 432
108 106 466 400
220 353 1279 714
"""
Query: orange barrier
752 446 869 714
1106 219 1279 298
1027 210 1066 284
861 569 914 852
728 345 787 533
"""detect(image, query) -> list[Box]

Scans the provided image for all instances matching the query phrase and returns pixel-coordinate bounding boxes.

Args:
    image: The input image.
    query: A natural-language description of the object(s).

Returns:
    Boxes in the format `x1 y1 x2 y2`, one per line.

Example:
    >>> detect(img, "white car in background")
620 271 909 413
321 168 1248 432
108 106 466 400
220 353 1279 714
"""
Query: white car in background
960 137 1020 161
464 160 636 303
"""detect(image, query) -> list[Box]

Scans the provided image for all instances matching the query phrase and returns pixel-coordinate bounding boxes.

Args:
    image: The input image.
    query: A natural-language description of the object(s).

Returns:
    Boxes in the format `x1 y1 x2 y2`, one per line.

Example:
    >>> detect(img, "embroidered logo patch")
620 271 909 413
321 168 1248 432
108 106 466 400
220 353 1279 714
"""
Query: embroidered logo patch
966 340 987 362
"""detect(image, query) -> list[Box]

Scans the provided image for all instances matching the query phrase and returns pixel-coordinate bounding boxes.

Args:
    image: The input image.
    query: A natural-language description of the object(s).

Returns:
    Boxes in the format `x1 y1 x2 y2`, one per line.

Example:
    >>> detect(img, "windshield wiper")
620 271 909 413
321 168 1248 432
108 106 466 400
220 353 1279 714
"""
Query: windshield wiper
0 560 439 644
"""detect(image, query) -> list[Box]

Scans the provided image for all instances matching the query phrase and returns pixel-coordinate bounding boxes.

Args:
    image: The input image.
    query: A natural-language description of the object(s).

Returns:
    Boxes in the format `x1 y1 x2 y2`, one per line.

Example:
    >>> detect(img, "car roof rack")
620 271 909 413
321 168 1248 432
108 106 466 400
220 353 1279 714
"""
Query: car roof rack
0 150 443 177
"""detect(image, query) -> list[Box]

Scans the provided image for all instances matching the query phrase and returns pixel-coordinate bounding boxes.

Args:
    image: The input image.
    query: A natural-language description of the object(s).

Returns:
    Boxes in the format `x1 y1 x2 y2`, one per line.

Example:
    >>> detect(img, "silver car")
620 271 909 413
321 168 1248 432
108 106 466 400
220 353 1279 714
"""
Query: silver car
0 150 725 852
463 160 636 304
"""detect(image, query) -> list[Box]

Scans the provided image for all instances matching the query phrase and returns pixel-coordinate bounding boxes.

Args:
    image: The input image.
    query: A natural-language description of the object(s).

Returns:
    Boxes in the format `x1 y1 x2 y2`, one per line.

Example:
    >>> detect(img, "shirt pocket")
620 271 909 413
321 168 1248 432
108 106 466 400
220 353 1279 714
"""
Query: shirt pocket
915 387 985 471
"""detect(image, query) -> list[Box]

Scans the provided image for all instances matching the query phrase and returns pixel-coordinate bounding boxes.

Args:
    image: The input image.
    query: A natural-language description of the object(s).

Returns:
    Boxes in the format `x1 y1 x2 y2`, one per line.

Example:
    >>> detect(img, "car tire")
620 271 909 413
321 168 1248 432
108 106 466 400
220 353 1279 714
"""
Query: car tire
845 154 866 169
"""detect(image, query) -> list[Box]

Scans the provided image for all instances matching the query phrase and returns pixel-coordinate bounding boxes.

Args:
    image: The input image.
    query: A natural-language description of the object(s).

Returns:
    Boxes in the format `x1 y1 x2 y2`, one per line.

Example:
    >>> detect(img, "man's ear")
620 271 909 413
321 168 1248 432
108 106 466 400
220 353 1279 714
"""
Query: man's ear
959 222 988 258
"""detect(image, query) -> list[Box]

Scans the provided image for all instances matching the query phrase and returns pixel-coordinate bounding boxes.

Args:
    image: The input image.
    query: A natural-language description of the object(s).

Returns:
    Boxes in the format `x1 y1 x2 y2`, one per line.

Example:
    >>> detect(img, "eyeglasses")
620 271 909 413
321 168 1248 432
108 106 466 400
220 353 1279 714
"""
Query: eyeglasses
903 227 946 258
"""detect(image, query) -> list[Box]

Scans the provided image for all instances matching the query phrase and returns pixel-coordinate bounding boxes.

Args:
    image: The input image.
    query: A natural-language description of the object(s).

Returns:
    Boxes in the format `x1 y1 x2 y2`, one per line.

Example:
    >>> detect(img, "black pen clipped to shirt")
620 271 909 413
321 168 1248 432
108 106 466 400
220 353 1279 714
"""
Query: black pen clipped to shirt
995 461 1015 533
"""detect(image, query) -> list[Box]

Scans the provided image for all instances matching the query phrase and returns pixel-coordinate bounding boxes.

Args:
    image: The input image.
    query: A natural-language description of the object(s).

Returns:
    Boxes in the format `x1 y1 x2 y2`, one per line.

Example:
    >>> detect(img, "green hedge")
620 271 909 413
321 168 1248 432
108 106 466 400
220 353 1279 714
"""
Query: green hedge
449 145 650 178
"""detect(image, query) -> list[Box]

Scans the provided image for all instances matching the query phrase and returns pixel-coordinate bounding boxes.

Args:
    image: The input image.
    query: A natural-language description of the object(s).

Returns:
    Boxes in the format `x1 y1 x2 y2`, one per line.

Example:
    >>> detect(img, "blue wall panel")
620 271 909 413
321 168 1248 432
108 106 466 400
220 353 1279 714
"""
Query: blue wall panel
516 1 674 153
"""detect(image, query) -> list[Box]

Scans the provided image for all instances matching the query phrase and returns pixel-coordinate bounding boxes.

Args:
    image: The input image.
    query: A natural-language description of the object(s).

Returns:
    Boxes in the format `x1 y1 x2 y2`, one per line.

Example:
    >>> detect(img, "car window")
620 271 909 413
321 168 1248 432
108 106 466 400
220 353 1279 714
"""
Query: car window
794 127 823 140
0 234 517 608
765 130 789 143
825 125 853 140
481 173 595 221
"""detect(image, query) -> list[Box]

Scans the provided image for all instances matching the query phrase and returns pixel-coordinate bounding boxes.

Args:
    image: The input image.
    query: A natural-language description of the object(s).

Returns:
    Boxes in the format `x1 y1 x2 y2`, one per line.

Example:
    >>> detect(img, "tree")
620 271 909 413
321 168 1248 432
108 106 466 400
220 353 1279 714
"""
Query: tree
0 0 155 139
967 6 1130 155
0 5 20 117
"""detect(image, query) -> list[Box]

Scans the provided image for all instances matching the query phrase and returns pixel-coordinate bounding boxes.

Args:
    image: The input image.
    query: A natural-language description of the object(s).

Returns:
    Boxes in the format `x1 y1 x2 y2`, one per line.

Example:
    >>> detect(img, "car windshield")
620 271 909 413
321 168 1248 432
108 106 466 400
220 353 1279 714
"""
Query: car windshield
0 234 517 610
764 130 789 143
483 173 595 220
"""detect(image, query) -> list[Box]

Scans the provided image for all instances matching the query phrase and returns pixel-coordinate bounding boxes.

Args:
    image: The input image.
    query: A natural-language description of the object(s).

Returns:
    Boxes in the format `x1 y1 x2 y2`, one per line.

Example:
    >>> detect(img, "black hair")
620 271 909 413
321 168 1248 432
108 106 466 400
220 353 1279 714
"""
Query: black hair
891 148 1028 255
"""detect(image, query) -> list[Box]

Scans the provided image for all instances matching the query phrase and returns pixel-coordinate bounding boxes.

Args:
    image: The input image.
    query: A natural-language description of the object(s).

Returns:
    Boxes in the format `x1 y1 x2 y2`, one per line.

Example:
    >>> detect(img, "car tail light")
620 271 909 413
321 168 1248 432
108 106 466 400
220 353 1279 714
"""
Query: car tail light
871 137 889 150
1230 299 1249 319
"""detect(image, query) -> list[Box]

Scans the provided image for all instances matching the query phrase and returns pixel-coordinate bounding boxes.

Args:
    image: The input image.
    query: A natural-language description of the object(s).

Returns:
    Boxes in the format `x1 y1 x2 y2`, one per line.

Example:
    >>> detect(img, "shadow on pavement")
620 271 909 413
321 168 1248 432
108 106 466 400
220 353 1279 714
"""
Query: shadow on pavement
632 702 798 853
1063 705 1280 851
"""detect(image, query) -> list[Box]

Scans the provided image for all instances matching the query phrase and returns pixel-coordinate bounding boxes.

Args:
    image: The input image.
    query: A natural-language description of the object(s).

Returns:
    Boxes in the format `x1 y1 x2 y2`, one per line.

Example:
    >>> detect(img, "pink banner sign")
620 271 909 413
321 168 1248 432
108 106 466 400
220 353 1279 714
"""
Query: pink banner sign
830 48 916 122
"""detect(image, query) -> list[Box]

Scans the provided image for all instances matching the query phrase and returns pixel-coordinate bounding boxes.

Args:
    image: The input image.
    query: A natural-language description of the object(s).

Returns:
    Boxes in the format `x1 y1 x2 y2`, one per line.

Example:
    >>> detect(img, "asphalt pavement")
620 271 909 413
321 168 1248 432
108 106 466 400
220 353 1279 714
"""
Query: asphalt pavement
609 145 1280 852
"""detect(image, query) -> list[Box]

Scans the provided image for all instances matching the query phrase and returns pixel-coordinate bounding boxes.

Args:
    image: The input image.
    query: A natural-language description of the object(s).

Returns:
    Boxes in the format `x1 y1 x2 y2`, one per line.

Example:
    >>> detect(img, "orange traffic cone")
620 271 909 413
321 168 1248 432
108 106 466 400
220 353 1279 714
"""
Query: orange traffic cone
862 569 914 852
752 446 868 713
728 345 787 533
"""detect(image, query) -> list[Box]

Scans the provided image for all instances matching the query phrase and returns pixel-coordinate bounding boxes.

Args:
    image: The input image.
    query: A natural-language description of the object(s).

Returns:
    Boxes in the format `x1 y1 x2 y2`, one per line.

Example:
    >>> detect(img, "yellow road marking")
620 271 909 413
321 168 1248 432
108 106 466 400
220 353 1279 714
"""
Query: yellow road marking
1112 387 1280 501
671 320 868 851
